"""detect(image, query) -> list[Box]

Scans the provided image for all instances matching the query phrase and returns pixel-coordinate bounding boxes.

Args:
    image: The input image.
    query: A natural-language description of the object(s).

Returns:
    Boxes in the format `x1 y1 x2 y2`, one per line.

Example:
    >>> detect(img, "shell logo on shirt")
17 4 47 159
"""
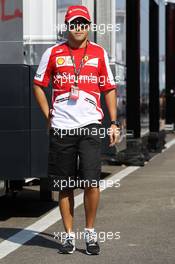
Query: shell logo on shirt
56 56 73 67
57 57 65 65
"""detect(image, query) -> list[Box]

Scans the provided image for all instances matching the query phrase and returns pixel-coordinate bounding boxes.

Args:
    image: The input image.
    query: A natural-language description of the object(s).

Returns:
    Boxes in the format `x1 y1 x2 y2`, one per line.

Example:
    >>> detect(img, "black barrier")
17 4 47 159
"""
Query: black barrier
124 0 149 166
148 0 166 152
166 3 175 125
0 65 50 180
30 66 52 179
0 65 30 180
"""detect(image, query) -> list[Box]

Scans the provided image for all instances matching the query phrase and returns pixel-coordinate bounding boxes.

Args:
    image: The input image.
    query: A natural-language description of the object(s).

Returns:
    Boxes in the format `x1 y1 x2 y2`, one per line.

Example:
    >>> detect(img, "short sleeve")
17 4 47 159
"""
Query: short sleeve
33 47 53 87
99 49 116 92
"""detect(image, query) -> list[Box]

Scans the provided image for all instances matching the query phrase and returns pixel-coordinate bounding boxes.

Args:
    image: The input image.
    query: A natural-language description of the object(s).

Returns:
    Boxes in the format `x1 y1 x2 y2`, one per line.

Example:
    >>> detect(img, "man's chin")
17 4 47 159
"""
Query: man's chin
74 37 86 42
71 34 87 41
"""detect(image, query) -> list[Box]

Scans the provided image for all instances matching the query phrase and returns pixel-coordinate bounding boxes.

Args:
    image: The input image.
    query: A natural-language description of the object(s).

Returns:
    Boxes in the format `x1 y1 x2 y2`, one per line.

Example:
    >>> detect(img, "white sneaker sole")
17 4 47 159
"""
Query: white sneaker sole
86 249 100 255
59 246 76 254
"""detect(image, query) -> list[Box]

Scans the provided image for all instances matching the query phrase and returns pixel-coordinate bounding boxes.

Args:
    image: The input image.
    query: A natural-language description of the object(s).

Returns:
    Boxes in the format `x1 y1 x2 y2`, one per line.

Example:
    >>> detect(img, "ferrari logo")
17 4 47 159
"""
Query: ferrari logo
84 55 89 61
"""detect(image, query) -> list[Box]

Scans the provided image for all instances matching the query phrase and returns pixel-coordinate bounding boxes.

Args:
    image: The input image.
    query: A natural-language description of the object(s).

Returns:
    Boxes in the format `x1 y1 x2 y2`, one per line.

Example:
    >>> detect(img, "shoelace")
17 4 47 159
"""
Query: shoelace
86 232 97 245
63 236 74 247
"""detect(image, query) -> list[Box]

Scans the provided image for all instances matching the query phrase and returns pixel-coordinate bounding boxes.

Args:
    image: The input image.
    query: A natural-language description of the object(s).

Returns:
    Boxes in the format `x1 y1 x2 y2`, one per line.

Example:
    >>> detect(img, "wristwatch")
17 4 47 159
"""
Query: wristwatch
110 120 121 127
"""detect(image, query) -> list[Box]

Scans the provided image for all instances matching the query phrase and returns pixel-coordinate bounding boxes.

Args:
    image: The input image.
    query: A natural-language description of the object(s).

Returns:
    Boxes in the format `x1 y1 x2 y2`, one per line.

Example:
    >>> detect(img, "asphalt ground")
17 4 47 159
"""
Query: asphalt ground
0 134 175 263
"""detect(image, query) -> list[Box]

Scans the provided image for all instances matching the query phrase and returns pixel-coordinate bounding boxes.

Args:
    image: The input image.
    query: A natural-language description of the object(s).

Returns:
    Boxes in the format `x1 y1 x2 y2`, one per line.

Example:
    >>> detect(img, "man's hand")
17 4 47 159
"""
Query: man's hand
109 124 120 147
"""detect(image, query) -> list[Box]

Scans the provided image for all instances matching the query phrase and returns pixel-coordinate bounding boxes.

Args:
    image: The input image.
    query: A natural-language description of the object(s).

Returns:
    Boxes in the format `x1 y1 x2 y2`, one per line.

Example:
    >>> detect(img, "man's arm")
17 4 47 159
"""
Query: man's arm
33 84 50 121
104 89 117 121
104 89 120 146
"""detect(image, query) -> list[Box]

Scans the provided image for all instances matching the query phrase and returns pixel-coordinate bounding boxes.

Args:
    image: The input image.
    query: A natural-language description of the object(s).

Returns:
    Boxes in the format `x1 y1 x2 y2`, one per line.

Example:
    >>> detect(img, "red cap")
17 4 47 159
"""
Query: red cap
65 5 91 23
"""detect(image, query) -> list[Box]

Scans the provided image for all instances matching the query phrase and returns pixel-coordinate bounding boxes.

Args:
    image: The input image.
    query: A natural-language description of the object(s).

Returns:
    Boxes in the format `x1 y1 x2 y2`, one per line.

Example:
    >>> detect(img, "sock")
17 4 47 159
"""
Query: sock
84 227 95 233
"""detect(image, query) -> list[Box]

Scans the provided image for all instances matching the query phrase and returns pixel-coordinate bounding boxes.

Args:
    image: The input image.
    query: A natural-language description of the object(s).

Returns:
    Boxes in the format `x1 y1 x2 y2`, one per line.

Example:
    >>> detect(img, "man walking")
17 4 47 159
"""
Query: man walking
33 5 120 255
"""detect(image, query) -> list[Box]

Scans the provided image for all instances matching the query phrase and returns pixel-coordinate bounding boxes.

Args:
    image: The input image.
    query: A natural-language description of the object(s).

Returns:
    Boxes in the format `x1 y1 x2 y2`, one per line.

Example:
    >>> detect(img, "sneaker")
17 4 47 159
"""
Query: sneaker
84 230 100 255
59 233 75 254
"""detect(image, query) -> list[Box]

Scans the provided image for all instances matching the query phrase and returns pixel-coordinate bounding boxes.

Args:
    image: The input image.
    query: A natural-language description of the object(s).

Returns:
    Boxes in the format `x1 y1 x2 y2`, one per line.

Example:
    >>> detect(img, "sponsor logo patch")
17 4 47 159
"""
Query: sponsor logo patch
57 57 65 65
35 73 42 78
56 49 64 53
84 55 89 62
56 56 73 67
84 58 98 67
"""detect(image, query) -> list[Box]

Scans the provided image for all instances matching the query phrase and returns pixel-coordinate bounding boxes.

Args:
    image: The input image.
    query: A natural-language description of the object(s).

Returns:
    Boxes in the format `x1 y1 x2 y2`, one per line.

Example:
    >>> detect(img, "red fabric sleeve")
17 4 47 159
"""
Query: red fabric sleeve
99 48 117 92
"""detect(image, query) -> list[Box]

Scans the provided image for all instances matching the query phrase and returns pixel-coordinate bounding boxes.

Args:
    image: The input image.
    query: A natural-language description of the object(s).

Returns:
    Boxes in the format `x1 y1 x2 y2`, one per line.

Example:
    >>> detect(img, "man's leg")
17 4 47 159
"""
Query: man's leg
58 189 76 254
59 189 74 233
78 124 101 254
48 129 78 253
84 187 100 228
78 125 101 227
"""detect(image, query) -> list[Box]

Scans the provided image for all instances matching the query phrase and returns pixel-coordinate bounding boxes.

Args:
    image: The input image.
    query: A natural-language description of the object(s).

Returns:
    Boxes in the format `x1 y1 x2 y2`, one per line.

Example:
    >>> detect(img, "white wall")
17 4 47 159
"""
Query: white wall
23 0 57 43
